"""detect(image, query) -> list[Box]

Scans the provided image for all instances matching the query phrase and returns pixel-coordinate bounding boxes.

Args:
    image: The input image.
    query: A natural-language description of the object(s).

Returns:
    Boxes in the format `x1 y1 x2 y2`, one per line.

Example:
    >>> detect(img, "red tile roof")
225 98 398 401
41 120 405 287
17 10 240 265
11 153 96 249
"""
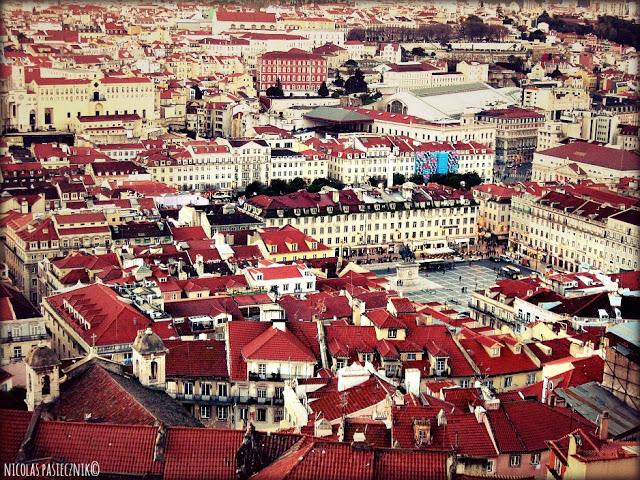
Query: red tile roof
45 284 152 347
0 409 32 464
241 325 316 363
163 427 300 480
539 141 640 171
227 321 272 381
216 8 276 23
486 401 595 453
308 376 395 421
32 421 163 476
164 339 228 378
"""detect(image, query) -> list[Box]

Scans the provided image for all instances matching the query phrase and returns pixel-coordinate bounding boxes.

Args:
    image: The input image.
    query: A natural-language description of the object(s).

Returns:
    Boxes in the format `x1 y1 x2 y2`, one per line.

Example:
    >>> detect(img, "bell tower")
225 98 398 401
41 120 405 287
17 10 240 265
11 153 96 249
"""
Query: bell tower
132 327 167 389
25 345 61 411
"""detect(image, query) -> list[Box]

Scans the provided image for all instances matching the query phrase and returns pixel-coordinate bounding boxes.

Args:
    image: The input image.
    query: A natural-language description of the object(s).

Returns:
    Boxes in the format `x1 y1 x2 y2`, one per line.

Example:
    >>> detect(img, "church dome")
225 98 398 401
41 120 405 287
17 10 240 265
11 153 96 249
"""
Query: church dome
132 327 166 355
25 345 60 369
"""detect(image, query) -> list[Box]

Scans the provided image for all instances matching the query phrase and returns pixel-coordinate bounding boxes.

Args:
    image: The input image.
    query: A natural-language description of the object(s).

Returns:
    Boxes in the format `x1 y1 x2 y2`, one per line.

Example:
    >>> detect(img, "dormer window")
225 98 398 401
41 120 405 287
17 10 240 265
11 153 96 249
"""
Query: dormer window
491 347 500 357
435 357 446 372
311 242 317 249
388 328 397 339
256 273 263 281
327 207 333 214
290 243 298 252
270 245 277 253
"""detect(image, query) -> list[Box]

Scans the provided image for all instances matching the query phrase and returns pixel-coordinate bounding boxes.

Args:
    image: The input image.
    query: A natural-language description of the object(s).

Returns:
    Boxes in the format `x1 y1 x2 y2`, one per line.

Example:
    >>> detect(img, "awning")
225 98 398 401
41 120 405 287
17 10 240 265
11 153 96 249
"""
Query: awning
424 247 454 255
454 239 469 244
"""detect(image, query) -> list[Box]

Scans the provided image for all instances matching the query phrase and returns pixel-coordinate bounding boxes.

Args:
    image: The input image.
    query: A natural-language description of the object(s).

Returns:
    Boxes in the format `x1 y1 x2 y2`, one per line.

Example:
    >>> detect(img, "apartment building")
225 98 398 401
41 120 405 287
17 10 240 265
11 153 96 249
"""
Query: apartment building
509 189 640 273
532 141 640 186
476 107 545 164
256 49 327 93
0 282 49 386
240 184 478 253
137 137 327 192
473 184 521 243
522 83 591 120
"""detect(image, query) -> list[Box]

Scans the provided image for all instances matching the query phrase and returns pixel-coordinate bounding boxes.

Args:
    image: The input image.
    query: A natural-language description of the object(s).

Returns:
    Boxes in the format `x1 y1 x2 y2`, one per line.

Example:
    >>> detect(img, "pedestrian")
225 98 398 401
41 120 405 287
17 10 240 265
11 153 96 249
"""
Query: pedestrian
459 275 462 282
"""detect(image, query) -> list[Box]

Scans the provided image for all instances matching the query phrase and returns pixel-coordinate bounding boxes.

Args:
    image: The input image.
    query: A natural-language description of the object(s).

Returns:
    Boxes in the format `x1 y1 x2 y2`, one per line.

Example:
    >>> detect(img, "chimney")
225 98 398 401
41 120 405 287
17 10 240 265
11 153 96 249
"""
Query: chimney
272 318 287 331
598 411 609 440
474 405 486 424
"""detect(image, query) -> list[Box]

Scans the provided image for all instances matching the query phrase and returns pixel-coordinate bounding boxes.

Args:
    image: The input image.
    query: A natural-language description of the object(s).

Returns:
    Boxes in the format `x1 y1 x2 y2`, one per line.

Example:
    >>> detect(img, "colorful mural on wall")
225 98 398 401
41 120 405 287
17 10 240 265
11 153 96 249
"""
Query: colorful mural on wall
414 151 459 181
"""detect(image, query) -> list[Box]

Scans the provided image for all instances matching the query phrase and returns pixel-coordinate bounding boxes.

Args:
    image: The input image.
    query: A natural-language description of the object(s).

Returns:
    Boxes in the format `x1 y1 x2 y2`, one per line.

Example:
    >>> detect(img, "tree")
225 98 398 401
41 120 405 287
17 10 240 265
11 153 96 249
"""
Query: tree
428 172 482 189
528 29 546 42
408 174 425 185
268 179 289 195
244 181 266 197
266 78 284 98
333 72 344 88
411 47 426 57
318 82 329 97
347 28 365 41
288 177 306 192
307 177 345 193
460 15 489 41
393 173 406 185
344 68 368 94
487 24 509 41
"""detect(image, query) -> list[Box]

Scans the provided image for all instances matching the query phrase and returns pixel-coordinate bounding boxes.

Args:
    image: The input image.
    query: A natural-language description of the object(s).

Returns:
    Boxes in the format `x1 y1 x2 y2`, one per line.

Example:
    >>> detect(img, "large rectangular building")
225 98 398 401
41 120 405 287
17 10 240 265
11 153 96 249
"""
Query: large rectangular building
257 49 327 93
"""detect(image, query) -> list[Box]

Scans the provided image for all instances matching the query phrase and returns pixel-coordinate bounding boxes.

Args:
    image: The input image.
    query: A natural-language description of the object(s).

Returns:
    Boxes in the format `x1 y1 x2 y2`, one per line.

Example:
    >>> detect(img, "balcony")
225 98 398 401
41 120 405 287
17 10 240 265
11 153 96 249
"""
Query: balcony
1 333 48 344
248 371 283 382
171 393 237 405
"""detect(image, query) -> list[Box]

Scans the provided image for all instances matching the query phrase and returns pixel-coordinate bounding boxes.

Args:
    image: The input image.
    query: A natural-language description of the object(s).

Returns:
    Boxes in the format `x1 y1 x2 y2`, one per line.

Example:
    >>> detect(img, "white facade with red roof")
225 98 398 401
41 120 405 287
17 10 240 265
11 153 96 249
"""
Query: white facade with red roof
532 141 640 186
244 260 316 297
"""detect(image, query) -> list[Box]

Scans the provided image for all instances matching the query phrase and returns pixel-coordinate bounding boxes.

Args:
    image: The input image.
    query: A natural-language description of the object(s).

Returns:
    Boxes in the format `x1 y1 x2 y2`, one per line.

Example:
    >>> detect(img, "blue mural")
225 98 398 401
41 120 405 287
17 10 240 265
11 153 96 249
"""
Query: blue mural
414 151 459 181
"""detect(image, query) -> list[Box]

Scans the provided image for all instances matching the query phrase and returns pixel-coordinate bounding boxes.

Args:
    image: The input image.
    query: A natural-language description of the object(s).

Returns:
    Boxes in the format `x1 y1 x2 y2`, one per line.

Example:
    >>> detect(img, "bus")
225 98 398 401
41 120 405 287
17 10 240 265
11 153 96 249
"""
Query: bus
501 265 521 279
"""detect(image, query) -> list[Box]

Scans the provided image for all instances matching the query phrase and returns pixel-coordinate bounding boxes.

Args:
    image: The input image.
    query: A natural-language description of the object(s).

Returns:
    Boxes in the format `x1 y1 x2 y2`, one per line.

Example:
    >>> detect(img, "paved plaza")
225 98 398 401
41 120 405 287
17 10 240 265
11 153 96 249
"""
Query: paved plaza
369 260 518 310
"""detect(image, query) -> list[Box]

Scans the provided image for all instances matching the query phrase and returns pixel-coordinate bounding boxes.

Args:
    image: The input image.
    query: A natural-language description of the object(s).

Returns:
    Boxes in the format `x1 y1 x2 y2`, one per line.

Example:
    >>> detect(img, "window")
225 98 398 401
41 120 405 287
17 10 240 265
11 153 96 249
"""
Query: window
486 459 494 473
217 383 227 397
436 358 446 372
150 361 158 380
527 373 536 385
554 456 562 472
258 363 266 376
184 382 194 396
200 405 211 419
336 359 345 370
406 353 416 360
13 346 22 359
460 379 469 388
388 328 397 339
240 407 248 421
257 388 267 399
274 408 283 422
509 455 521 468
256 408 267 422
217 406 228 420
201 383 212 397
504 376 513 388
531 453 540 465
274 387 284 399
41 374 51 395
